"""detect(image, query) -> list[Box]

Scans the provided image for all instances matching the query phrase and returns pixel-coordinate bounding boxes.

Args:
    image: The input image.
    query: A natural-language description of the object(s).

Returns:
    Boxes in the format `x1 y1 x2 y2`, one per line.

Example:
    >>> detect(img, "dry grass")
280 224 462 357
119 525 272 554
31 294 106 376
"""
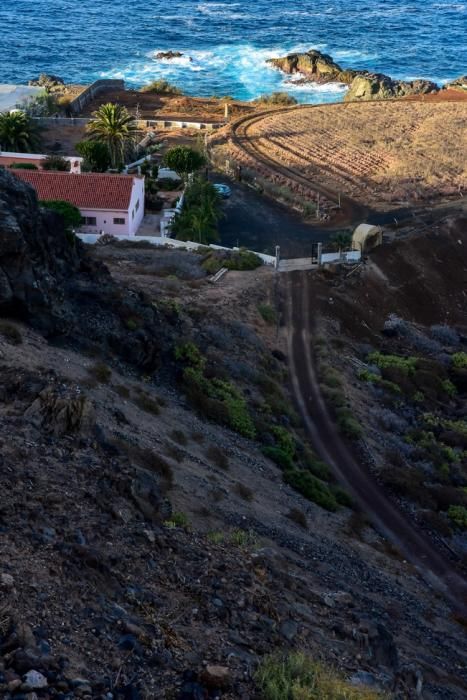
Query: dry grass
241 101 467 206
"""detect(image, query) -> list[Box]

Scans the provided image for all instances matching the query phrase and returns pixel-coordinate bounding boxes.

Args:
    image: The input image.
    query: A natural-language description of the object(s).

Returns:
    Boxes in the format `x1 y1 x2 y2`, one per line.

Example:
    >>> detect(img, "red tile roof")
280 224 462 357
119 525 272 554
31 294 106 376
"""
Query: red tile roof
13 171 137 211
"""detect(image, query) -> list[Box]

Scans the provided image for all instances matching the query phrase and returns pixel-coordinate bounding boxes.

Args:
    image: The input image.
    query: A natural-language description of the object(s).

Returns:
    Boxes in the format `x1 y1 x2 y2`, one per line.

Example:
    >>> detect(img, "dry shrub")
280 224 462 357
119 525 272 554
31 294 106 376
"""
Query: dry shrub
286 507 308 529
234 482 254 501
206 445 229 470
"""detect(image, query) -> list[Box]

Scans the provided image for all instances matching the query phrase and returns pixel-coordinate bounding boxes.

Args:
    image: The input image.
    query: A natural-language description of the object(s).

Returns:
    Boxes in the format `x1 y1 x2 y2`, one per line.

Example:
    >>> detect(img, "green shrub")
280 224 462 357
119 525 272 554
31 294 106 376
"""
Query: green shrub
256 652 383 700
284 469 338 512
447 505 467 529
368 352 418 374
331 485 353 508
140 79 183 95
335 408 362 439
230 528 257 547
9 162 38 170
40 199 82 231
302 451 331 480
358 369 401 394
255 92 298 106
272 426 296 459
164 511 190 528
174 341 206 369
224 248 262 271
258 303 277 324
320 367 342 389
452 352 467 369
442 379 457 397
262 446 295 471
42 154 70 171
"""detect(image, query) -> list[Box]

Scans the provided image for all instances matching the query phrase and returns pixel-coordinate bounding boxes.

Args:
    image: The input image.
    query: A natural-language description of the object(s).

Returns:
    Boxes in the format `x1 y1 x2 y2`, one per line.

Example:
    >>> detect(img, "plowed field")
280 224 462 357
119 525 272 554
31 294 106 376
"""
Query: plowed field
232 100 467 208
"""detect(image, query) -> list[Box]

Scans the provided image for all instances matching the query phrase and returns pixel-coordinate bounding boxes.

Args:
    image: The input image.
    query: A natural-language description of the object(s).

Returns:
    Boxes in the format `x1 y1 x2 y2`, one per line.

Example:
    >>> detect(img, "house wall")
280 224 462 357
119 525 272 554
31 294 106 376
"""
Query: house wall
78 209 133 236
128 177 145 235
0 152 83 173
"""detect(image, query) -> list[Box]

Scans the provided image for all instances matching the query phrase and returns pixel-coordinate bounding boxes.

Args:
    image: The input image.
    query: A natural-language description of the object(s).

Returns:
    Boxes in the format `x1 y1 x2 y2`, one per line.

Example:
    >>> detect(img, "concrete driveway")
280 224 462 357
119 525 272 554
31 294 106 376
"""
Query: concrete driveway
213 176 332 257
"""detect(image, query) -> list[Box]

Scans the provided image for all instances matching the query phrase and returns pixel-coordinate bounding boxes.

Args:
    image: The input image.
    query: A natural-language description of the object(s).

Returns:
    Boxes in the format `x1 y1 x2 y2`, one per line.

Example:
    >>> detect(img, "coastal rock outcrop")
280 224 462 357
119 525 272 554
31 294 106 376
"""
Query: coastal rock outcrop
28 73 65 91
155 50 191 61
344 73 439 101
267 49 440 101
445 75 467 91
267 49 356 84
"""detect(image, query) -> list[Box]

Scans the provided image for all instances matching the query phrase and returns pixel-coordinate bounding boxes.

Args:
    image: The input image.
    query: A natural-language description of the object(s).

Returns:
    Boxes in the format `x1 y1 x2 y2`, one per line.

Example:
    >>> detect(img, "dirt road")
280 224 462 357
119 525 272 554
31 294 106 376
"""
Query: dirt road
285 270 467 612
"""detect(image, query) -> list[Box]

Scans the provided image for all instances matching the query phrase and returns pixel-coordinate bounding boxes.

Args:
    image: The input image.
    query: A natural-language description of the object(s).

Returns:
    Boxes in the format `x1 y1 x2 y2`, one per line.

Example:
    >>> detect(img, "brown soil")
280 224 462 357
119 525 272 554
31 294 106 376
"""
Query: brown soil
227 99 467 213
81 89 255 122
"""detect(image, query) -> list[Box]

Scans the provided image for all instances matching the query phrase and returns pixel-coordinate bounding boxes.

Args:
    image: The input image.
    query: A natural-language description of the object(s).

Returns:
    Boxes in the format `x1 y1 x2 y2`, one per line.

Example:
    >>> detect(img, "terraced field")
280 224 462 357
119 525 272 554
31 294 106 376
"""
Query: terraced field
230 99 467 210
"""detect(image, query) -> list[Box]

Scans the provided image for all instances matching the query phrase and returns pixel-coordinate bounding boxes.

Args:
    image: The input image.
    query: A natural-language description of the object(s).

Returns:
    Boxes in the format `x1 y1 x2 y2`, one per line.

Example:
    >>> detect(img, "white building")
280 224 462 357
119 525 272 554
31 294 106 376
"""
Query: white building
14 170 145 236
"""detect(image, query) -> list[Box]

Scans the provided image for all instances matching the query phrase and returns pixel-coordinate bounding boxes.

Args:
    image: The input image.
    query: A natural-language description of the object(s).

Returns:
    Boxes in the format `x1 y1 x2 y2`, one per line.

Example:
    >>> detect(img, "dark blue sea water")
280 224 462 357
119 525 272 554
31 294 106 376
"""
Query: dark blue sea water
1 1 466 104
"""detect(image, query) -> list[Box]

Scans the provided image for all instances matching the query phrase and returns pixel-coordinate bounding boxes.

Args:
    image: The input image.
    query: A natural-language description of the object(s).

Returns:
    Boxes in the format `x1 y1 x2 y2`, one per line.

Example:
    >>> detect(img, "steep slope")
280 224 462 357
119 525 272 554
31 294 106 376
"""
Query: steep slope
0 172 467 699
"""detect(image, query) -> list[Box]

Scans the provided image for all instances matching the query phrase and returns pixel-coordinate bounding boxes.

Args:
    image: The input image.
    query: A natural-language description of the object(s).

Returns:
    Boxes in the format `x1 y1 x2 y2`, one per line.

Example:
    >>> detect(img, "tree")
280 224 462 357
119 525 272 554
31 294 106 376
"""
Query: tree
42 154 70 171
0 111 41 152
171 179 221 244
18 93 58 117
163 146 206 181
330 231 352 251
86 103 138 169
76 140 111 172
40 200 82 231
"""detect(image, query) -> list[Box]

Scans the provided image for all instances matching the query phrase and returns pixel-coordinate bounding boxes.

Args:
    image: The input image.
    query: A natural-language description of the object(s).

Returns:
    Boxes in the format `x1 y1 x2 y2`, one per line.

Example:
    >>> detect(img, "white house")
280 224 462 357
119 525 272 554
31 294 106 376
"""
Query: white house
0 152 83 173
14 170 145 236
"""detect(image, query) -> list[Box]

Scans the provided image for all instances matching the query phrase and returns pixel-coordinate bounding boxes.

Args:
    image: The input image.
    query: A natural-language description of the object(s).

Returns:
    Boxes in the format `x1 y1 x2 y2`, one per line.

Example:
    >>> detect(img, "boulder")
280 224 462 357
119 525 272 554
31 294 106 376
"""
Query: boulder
28 74 65 91
445 75 467 91
267 49 355 85
201 665 231 689
24 389 95 437
345 73 438 101
155 51 187 61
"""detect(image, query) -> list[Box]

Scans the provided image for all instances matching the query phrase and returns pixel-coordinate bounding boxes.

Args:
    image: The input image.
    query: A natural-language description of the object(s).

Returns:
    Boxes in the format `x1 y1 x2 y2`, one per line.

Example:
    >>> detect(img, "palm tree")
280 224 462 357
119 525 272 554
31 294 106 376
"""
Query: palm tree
86 103 138 169
0 111 41 152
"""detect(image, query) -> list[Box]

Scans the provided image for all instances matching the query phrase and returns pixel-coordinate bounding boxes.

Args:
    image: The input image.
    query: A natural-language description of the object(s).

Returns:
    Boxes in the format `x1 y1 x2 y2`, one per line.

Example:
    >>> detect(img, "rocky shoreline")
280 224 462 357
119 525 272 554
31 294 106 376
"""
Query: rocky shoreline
266 49 462 101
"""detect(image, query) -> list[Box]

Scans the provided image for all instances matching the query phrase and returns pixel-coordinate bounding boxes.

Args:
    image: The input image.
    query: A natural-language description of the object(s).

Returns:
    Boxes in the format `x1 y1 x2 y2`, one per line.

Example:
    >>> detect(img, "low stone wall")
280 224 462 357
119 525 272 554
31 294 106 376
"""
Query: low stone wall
68 79 125 114
76 233 276 266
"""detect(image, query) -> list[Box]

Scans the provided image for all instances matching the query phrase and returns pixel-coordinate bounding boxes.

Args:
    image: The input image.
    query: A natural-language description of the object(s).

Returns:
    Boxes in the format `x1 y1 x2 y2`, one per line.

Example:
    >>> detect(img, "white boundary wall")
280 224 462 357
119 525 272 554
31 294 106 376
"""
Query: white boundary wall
76 233 276 266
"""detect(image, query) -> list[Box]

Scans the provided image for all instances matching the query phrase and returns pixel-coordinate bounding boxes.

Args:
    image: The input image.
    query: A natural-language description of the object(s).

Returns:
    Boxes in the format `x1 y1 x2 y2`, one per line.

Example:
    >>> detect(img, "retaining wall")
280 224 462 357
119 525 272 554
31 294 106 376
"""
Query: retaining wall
68 79 125 114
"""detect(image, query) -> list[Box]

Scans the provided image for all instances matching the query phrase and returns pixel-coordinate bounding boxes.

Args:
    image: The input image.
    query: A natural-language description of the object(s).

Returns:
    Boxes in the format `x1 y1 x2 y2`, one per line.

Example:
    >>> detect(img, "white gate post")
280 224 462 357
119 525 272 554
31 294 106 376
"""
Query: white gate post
275 246 281 270
317 242 323 266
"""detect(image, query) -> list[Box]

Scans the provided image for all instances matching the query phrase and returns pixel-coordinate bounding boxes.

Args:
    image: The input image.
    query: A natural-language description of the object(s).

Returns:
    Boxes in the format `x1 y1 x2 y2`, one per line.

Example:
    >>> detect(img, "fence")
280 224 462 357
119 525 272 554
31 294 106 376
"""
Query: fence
276 245 361 272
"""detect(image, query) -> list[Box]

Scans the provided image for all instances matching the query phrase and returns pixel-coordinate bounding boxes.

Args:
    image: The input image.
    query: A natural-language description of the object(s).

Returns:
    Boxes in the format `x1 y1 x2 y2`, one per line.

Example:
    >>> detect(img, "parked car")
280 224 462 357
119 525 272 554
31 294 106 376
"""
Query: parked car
213 183 232 198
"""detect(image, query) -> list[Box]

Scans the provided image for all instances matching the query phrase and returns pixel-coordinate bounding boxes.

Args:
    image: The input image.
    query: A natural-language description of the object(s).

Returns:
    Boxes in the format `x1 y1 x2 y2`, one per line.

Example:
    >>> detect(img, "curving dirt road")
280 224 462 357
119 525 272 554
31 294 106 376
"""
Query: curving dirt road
285 270 467 612
231 106 369 227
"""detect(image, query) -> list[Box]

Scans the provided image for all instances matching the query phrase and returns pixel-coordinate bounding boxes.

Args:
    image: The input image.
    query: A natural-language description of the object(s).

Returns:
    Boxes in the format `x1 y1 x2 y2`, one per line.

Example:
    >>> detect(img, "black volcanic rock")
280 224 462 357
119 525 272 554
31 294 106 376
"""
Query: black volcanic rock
0 168 163 369
0 168 81 332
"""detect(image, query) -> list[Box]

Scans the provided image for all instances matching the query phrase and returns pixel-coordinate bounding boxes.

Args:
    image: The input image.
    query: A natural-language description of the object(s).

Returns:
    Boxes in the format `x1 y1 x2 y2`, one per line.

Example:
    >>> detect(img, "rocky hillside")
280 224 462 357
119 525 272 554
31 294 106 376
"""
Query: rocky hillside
267 49 439 101
1 170 467 699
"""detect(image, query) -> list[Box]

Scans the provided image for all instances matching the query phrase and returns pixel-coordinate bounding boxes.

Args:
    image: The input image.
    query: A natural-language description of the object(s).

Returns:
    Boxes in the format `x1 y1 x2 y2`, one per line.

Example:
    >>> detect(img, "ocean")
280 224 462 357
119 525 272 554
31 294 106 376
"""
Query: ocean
1 0 466 104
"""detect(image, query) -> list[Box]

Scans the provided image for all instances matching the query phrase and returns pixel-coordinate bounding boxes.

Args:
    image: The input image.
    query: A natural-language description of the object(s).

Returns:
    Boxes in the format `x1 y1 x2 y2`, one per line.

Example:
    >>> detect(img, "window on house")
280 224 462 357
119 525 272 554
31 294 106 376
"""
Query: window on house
135 199 140 212
132 209 134 220
81 216 97 226
113 217 125 225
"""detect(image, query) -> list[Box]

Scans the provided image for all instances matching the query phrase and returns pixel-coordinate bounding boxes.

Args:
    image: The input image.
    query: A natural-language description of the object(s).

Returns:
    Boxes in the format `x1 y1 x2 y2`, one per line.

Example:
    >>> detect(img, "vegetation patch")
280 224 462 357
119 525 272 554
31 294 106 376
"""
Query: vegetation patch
284 469 338 512
258 303 277 324
175 342 256 438
256 652 383 700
